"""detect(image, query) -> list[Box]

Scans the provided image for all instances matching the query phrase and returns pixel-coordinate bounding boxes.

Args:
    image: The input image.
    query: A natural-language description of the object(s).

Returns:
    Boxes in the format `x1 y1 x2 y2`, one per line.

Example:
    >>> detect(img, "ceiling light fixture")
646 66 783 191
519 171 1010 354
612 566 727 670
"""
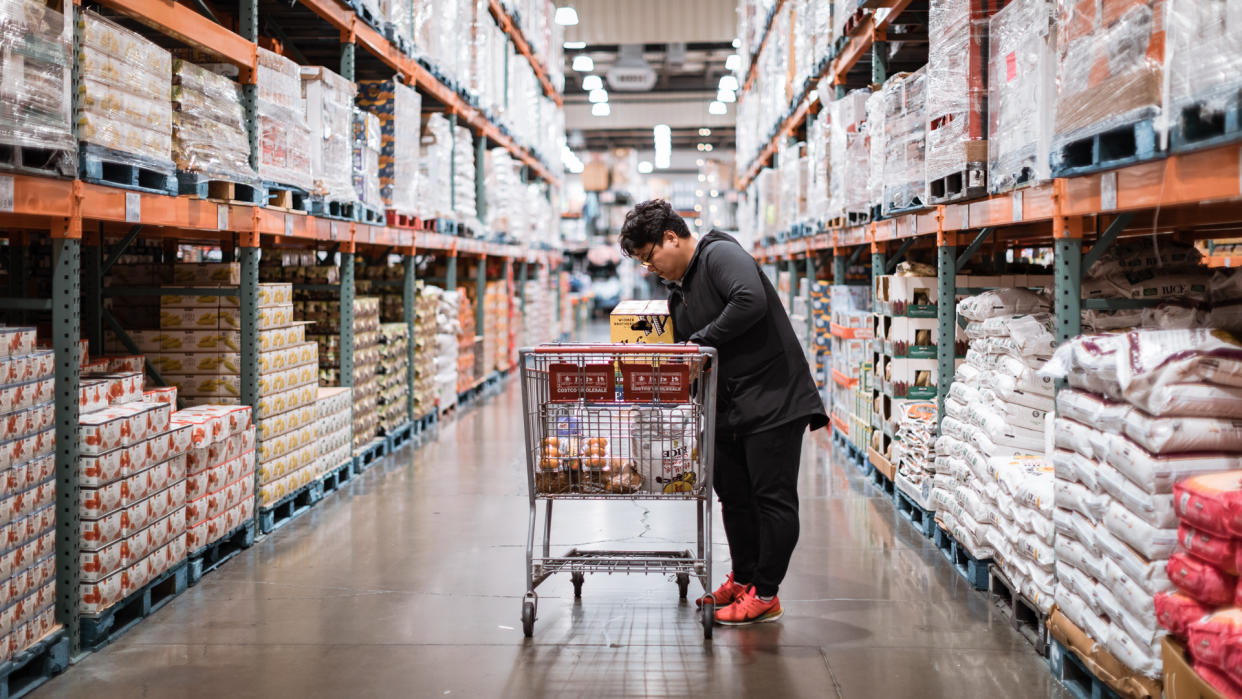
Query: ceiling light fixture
588 88 608 103
554 6 578 26
708 100 727 115
717 88 736 103
591 102 610 116
638 161 653 174
718 75 739 92
581 75 603 91
572 55 593 72
563 41 586 49
731 38 740 48
654 124 671 169
725 54 741 71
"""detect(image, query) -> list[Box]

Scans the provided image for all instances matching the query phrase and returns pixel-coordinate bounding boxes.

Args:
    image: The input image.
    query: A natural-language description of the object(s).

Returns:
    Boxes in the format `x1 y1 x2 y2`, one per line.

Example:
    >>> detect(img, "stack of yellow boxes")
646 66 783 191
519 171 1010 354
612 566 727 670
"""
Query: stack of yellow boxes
314 387 352 477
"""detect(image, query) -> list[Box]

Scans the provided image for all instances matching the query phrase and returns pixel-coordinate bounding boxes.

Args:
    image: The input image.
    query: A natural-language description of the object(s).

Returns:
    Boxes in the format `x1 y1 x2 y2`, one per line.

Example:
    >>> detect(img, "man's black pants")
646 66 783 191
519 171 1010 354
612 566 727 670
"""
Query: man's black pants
712 416 809 598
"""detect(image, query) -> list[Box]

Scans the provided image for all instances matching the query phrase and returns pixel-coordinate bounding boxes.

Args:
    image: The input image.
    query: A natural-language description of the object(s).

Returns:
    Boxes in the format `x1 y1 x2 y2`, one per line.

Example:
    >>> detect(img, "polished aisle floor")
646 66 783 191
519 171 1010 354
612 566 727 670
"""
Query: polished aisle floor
40 367 1067 698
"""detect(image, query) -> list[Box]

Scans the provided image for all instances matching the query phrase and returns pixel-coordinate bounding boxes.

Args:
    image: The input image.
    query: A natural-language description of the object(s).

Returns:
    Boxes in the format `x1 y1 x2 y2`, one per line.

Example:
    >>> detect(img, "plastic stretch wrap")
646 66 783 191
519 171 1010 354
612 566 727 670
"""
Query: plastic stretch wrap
1053 0 1165 144
385 0 413 49
778 140 800 230
793 0 811 90
485 147 520 233
834 0 865 41
356 79 421 212
925 0 998 187
1166 0 1242 139
301 67 356 202
882 68 927 214
255 47 311 190
987 0 1056 192
806 112 829 223
351 108 382 208
78 12 171 165
452 125 476 221
867 89 887 210
171 59 254 181
417 112 452 219
0 0 72 152
828 89 872 220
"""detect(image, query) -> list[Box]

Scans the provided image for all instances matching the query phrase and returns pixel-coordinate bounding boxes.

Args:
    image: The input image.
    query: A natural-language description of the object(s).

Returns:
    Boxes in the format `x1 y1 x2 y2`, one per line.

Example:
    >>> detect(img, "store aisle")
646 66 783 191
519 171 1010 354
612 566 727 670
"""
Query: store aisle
41 373 1065 698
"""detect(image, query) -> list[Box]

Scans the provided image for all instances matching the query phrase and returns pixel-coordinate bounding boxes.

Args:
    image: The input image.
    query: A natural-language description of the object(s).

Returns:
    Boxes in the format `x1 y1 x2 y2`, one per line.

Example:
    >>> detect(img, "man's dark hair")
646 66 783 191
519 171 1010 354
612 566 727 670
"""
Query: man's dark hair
619 199 690 257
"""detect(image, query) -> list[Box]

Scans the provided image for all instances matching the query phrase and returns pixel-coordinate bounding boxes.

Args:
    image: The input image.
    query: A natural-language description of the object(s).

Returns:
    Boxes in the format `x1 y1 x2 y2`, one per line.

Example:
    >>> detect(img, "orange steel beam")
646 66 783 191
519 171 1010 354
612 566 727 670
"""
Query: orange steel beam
487 0 561 106
97 0 257 79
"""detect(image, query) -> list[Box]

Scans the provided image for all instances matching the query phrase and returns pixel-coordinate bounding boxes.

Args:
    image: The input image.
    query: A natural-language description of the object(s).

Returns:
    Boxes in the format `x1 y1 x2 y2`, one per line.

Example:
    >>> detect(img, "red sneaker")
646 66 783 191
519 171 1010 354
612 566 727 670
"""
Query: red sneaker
713 586 783 625
697 572 747 608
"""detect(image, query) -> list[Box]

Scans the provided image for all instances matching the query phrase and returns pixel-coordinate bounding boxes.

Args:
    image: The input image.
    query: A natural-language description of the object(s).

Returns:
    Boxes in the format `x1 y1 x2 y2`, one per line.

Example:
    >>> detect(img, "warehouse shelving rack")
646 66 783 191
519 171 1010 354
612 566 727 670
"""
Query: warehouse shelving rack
0 0 565 662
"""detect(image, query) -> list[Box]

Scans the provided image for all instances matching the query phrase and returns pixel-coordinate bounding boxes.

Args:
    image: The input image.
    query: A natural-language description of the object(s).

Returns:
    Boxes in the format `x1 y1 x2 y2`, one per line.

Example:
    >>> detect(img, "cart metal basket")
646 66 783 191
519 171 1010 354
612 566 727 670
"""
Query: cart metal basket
518 344 718 639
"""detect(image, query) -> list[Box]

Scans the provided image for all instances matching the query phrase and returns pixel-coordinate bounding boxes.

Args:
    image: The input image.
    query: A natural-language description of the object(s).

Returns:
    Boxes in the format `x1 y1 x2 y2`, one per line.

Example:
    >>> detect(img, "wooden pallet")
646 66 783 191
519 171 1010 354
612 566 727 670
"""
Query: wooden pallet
932 525 991 591
259 480 323 534
1170 91 1242 155
80 561 189 652
319 458 355 496
80 144 177 196
894 486 937 539
988 565 1050 657
176 171 263 205
188 520 256 585
352 437 388 472
308 196 366 221
1051 118 1162 178
384 421 414 452
0 628 68 699
261 182 311 213
927 165 988 205
1049 639 1124 699
0 144 75 178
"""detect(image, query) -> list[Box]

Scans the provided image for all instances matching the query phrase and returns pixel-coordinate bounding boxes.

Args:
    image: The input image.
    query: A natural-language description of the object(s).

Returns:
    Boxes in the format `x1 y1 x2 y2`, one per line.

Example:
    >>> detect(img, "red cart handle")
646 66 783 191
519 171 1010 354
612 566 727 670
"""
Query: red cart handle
531 343 703 354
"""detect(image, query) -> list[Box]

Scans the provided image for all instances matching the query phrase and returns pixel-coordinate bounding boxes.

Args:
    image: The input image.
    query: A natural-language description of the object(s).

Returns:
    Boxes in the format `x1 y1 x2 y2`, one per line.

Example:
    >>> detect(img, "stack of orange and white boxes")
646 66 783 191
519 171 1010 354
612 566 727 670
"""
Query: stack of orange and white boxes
0 327 57 660
181 405 256 553
78 354 196 617
314 387 352 480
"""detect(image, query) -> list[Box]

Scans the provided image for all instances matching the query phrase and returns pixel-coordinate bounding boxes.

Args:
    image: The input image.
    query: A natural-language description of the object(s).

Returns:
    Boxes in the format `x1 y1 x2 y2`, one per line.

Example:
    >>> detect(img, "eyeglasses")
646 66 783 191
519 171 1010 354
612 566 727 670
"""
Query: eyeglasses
638 242 661 268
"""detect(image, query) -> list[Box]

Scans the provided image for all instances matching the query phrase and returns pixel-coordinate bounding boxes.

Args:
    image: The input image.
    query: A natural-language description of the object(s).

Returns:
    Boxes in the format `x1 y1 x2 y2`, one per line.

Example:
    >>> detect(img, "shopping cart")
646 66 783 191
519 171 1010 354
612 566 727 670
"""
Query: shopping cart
518 344 718 639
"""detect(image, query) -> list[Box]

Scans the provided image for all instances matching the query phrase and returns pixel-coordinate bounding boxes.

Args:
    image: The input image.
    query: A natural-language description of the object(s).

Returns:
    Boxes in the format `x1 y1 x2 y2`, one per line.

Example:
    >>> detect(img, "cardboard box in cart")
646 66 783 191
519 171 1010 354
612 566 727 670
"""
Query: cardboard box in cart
610 301 674 344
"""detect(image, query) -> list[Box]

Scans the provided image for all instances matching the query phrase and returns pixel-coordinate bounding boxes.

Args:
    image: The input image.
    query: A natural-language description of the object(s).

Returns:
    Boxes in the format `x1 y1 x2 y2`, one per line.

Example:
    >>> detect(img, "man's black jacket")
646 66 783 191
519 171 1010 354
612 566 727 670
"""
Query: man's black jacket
663 229 828 435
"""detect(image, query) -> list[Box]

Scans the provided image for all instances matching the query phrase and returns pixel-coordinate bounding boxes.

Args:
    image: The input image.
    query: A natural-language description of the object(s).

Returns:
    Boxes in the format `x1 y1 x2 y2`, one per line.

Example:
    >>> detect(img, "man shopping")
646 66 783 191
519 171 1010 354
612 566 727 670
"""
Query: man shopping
619 199 828 625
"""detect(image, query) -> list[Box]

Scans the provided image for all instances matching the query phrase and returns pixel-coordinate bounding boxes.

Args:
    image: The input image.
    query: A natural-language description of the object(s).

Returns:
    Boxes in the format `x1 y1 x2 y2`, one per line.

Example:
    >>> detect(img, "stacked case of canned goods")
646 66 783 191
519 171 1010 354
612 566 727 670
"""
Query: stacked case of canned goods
0 328 57 659
377 323 409 435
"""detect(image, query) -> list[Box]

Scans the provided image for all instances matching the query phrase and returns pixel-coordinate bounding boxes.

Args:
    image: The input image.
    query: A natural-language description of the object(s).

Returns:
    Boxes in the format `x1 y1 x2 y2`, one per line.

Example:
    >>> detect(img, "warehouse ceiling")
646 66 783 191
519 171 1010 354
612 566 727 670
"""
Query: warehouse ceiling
561 0 738 161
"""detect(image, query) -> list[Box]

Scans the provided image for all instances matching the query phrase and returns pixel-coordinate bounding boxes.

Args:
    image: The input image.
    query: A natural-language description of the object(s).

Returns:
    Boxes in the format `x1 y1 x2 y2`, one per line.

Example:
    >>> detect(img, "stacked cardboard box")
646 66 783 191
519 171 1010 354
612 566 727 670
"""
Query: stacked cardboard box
180 406 255 551
78 12 172 168
300 67 357 204
484 281 510 373
356 79 421 214
411 285 439 418
350 298 381 449
456 286 477 394
377 323 409 435
0 329 58 657
315 387 352 478
171 58 255 183
78 357 204 617
0 0 73 164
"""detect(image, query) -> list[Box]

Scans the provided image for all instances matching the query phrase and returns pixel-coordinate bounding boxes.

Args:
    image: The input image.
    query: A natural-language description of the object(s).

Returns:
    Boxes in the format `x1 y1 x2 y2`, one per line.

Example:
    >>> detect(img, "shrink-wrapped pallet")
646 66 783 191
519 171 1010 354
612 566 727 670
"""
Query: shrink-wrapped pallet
301 67 357 202
172 60 255 182
986 0 1056 192
0 0 73 166
255 47 311 190
357 79 421 212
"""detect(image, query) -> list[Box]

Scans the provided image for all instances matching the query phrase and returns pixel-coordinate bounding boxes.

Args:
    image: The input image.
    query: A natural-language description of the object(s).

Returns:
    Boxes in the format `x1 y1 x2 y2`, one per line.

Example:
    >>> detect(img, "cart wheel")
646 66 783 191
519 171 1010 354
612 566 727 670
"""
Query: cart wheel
522 599 536 638
571 572 585 598
676 573 690 600
701 601 714 639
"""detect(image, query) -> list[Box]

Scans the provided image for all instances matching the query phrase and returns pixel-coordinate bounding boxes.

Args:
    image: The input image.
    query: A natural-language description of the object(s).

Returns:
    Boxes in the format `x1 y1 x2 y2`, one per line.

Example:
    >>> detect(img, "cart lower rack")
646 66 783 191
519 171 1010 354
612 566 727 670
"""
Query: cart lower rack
519 344 719 639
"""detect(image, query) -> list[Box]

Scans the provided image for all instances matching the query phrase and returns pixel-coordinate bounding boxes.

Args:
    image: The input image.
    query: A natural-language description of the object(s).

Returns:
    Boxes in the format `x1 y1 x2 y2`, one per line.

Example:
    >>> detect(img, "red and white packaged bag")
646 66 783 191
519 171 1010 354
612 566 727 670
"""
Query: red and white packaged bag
1156 591 1214 637
1197 659 1242 699
1189 607 1242 668
1180 524 1239 574
1174 471 1242 538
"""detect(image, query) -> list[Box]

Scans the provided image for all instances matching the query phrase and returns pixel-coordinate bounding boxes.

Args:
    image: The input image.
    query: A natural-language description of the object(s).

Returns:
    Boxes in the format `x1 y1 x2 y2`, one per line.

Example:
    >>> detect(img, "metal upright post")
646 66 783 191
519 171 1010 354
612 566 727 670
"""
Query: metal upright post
936 234 956 427
872 41 888 86
53 237 81 655
446 249 458 290
476 135 488 230
340 251 356 388
786 257 797 311
239 0 258 171
340 35 356 81
82 231 103 354
832 248 846 284
239 243 261 518
804 254 815 351
8 239 28 324
403 253 416 423
1053 185 1083 344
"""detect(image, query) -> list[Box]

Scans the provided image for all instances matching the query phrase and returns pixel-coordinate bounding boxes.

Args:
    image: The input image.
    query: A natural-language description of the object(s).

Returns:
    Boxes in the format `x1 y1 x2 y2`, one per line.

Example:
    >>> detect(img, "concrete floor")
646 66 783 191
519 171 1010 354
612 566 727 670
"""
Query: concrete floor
39 352 1068 698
